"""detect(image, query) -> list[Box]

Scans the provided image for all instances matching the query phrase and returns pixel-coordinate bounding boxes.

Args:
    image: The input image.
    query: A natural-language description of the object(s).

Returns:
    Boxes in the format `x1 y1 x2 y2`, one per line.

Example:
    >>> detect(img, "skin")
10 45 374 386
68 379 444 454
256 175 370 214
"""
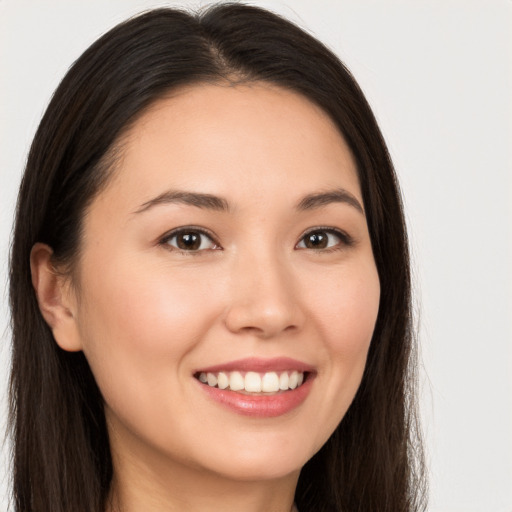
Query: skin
31 83 380 512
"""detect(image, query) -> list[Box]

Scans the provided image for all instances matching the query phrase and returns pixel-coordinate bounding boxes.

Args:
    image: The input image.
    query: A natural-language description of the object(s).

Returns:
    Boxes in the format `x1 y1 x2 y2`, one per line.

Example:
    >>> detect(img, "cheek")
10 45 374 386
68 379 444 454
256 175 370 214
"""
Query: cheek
311 261 380 356
303 259 380 436
75 255 218 401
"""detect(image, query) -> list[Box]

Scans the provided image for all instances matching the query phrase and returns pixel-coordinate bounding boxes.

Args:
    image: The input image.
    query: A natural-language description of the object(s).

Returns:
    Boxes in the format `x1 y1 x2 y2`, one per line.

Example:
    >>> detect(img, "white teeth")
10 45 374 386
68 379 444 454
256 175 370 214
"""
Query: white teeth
261 372 280 392
217 372 229 389
198 370 306 393
207 373 217 387
279 372 289 390
229 371 245 391
245 372 262 392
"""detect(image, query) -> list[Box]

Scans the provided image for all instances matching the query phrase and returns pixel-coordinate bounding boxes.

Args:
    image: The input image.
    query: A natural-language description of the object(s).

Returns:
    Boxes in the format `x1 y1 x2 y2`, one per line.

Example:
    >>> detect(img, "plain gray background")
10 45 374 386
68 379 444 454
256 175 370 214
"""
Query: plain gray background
1 1 511 511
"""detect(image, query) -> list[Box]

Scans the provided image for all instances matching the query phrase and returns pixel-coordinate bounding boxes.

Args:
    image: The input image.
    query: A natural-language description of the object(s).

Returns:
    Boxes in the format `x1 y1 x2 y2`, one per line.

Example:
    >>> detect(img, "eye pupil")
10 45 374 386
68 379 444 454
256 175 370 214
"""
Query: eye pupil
305 232 328 249
177 232 200 250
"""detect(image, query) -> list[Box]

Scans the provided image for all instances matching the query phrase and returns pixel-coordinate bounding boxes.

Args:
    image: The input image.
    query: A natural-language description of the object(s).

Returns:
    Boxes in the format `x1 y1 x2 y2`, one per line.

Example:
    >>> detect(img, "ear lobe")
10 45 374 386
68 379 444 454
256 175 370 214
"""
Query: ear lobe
30 243 83 352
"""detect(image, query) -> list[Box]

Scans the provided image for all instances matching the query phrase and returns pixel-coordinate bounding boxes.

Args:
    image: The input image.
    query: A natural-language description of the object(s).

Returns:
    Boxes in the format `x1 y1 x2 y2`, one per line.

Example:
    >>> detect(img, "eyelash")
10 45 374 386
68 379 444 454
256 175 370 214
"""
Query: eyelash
296 227 354 252
159 227 220 254
159 226 354 254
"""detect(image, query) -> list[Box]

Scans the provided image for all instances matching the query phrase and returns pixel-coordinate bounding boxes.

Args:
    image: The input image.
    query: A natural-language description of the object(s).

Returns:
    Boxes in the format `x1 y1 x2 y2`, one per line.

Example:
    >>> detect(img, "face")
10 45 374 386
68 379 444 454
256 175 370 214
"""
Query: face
68 83 380 484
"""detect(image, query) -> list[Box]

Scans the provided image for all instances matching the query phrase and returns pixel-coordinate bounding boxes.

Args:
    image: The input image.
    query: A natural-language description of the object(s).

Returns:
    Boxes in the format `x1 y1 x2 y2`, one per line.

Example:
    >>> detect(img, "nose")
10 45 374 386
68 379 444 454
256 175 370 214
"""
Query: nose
223 252 304 339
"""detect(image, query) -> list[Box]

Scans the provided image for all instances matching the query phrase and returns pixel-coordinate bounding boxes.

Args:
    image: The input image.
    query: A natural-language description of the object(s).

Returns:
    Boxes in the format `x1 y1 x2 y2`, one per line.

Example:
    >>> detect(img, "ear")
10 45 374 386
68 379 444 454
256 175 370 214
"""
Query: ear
30 243 83 352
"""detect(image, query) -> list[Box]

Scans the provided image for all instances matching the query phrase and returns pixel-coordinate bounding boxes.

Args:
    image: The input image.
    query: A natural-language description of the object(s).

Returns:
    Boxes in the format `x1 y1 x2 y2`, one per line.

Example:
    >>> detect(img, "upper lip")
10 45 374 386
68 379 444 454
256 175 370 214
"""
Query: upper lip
195 357 315 374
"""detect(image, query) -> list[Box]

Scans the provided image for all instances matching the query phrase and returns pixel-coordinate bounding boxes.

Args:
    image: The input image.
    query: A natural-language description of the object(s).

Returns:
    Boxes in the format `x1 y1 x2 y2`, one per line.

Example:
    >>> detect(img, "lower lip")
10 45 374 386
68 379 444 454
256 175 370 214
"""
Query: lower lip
197 375 314 418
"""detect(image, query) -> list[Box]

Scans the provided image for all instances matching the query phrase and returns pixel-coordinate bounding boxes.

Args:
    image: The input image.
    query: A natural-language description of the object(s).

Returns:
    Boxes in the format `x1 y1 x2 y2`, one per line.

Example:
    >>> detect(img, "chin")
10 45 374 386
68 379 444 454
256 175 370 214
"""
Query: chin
195 437 313 482
209 457 304 483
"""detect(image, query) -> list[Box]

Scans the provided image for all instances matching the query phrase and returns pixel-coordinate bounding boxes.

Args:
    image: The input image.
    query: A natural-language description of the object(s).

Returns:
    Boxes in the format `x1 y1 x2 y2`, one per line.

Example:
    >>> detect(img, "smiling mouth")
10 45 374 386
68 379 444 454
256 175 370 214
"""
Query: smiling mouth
194 370 308 394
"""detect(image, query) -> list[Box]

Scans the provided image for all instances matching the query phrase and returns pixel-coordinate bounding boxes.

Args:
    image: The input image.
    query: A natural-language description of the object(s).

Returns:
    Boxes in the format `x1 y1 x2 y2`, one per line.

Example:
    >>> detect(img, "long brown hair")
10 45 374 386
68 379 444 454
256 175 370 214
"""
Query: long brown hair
8 4 427 511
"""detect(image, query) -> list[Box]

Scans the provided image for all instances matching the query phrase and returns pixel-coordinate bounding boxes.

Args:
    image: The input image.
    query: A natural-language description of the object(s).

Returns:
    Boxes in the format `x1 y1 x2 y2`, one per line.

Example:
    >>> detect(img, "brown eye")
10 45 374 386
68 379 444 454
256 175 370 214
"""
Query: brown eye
303 232 328 249
164 229 218 251
296 229 348 250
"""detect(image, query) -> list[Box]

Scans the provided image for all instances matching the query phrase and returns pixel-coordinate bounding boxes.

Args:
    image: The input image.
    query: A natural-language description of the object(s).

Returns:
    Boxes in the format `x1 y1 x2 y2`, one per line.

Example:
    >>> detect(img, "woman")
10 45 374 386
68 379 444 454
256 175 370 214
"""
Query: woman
8 4 427 511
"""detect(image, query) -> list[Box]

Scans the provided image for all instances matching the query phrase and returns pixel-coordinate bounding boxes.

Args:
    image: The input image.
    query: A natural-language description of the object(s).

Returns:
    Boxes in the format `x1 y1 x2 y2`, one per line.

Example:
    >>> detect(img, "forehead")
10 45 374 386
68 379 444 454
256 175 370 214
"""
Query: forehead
99 82 361 212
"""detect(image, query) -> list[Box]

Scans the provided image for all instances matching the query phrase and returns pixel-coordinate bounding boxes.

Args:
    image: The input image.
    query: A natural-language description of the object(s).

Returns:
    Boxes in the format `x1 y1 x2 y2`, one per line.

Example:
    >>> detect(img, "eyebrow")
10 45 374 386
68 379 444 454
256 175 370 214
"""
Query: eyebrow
134 190 230 214
296 188 364 215
133 187 364 216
